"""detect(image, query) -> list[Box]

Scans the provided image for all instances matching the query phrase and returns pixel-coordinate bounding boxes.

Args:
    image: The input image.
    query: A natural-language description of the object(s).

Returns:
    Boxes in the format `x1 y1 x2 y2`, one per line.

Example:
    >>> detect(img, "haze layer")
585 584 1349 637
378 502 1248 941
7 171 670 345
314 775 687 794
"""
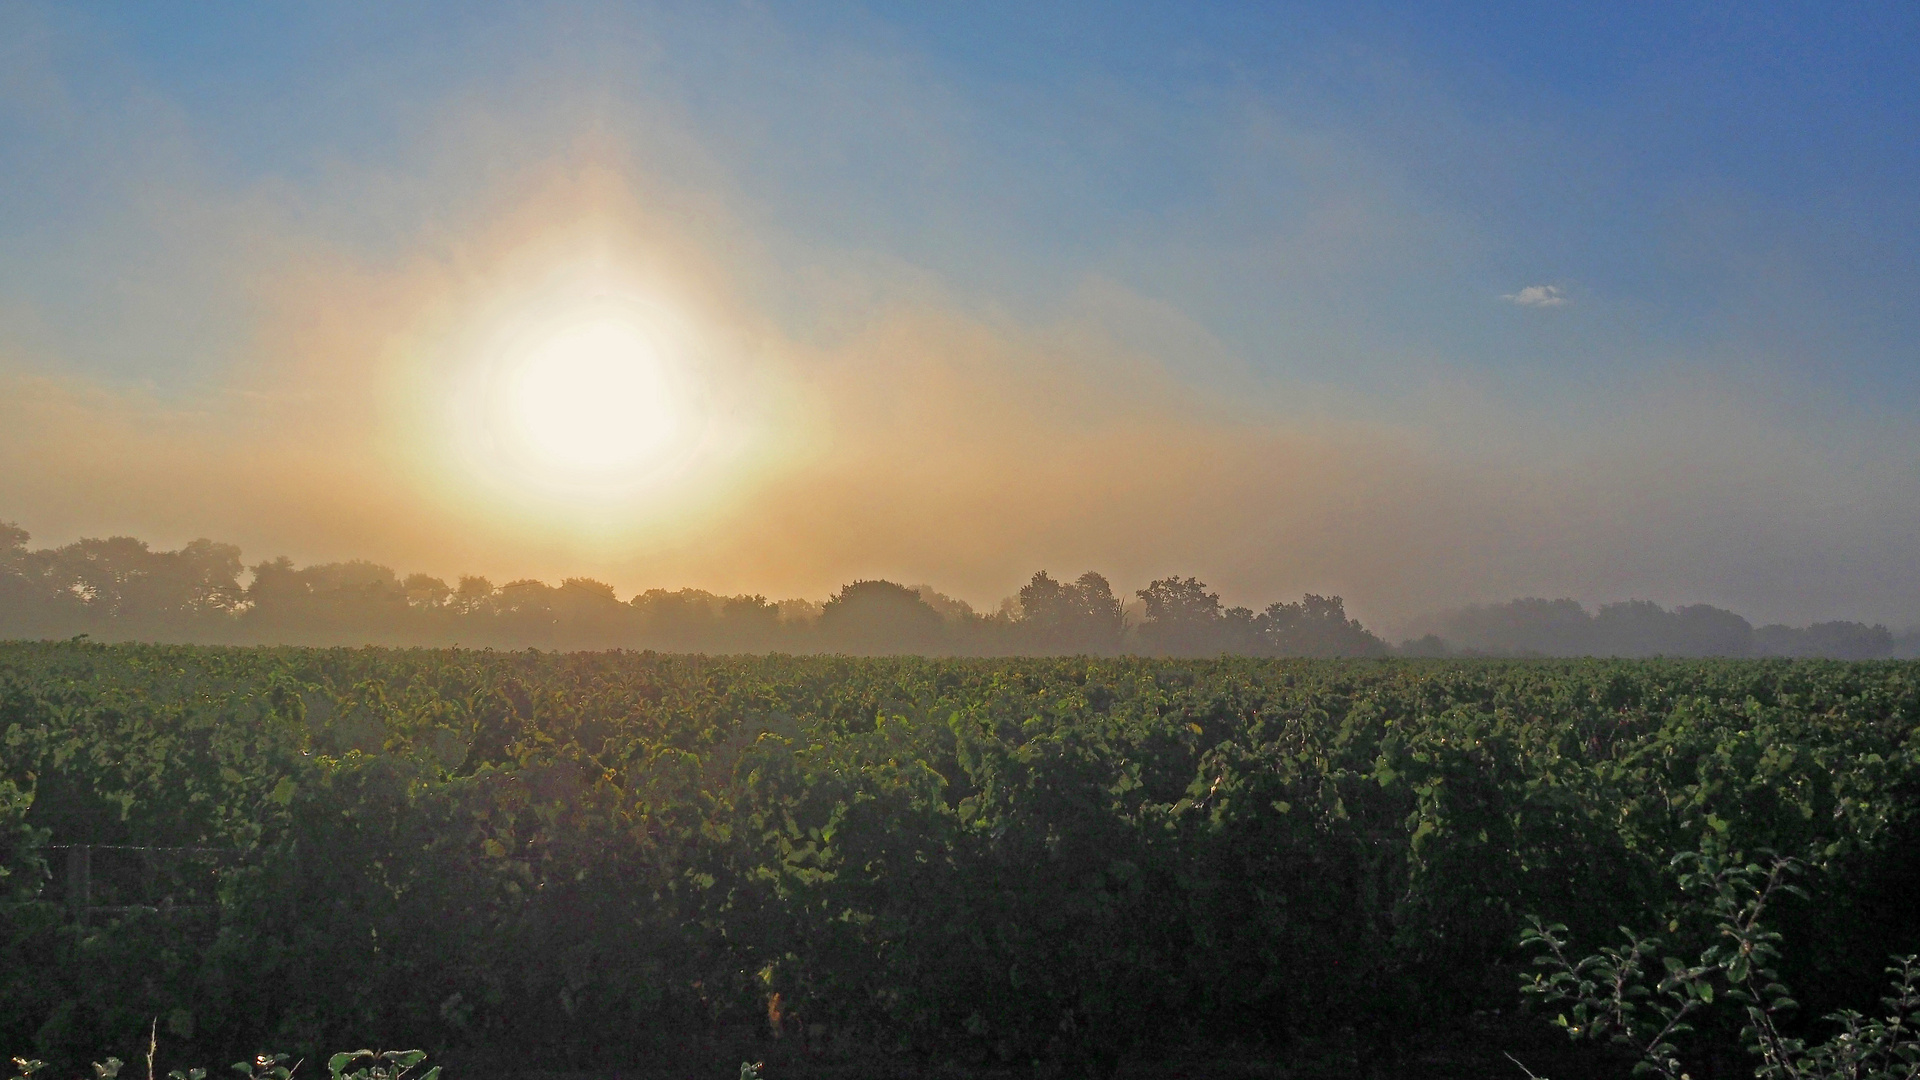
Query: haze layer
3 2 1917 631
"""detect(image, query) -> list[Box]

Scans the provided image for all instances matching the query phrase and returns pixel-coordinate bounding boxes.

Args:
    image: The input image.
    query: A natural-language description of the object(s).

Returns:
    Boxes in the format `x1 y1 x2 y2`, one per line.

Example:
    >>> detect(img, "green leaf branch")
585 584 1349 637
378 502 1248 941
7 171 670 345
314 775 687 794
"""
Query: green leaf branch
1523 853 1920 1080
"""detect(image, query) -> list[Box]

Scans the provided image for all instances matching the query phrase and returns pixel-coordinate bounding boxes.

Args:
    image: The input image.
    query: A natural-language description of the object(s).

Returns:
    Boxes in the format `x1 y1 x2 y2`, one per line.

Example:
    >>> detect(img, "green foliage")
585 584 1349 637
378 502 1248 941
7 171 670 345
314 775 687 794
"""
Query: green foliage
0 644 1917 1074
230 1055 292 1080
7 1056 130 1080
323 1049 436 1080
1524 855 1920 1079
7 1047 439 1080
4 1049 438 1080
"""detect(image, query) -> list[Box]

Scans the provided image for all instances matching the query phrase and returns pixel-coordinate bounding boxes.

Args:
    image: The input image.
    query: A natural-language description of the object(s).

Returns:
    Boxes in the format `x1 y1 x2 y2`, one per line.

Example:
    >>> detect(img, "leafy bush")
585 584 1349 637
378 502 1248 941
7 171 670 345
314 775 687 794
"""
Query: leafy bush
6 1047 437 1080
1523 853 1920 1078
1 644 1917 1074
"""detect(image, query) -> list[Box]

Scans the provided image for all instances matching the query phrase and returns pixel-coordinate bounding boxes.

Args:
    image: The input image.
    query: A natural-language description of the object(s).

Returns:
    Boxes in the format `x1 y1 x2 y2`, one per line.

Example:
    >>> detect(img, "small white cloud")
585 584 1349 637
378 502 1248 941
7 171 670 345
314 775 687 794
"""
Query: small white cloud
1503 284 1567 307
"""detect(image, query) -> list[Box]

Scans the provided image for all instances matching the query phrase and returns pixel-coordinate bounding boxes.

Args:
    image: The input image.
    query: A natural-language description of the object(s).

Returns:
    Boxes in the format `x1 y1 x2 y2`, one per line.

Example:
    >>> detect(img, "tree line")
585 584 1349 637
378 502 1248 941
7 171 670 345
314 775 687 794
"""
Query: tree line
2 523 1910 657
1402 596 1916 661
0 524 1383 655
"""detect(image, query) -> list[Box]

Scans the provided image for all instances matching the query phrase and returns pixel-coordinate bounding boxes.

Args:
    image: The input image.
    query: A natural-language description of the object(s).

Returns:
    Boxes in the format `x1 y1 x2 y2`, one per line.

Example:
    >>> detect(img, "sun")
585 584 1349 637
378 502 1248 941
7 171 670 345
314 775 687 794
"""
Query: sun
444 292 713 507
503 317 680 474
414 255 790 530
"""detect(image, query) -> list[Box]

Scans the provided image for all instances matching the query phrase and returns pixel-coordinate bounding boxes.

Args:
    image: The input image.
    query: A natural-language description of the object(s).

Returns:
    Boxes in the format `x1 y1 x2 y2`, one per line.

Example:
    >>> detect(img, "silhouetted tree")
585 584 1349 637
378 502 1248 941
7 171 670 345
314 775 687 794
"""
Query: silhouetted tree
1667 603 1754 656
0 523 71 639
631 588 731 651
1257 594 1387 657
1396 597 1886 658
1016 571 1125 654
1402 597 1592 656
244 558 410 644
719 594 783 650
403 573 452 610
453 576 496 616
1136 576 1225 656
819 580 947 654
1754 620 1893 659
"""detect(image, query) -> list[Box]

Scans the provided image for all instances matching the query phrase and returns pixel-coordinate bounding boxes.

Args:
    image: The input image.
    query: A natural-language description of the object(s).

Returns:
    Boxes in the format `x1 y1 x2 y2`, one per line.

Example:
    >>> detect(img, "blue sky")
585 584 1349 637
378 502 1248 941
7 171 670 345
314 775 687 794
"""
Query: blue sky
2 1 1918 626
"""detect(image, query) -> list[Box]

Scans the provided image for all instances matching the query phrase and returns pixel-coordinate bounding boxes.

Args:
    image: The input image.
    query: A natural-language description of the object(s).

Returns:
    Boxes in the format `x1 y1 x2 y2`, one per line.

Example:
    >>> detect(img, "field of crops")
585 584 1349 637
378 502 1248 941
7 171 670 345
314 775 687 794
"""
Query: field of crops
3 643 1918 1078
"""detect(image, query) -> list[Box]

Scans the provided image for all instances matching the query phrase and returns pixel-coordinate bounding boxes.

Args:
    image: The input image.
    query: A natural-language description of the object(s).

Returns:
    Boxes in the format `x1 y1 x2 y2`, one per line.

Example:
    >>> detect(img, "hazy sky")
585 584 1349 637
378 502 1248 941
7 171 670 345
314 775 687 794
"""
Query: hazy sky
3 1 1918 631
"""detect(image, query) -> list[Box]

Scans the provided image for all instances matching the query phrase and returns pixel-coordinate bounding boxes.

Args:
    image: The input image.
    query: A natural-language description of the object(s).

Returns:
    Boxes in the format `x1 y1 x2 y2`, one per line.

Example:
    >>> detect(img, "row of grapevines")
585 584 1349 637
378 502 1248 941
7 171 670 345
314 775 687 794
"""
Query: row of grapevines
2 642 1917 1074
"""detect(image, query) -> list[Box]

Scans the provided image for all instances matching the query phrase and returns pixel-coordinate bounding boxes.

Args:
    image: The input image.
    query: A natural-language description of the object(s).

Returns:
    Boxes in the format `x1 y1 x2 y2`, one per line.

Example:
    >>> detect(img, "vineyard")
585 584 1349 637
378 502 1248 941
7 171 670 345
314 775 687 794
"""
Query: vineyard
2 643 1919 1078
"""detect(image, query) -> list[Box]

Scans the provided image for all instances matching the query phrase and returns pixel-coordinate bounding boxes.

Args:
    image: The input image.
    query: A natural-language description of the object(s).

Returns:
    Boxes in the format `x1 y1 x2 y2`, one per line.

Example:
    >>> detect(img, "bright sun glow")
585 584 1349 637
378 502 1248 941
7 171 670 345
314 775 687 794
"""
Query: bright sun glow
419 255 786 530
441 289 718 510
505 318 680 473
